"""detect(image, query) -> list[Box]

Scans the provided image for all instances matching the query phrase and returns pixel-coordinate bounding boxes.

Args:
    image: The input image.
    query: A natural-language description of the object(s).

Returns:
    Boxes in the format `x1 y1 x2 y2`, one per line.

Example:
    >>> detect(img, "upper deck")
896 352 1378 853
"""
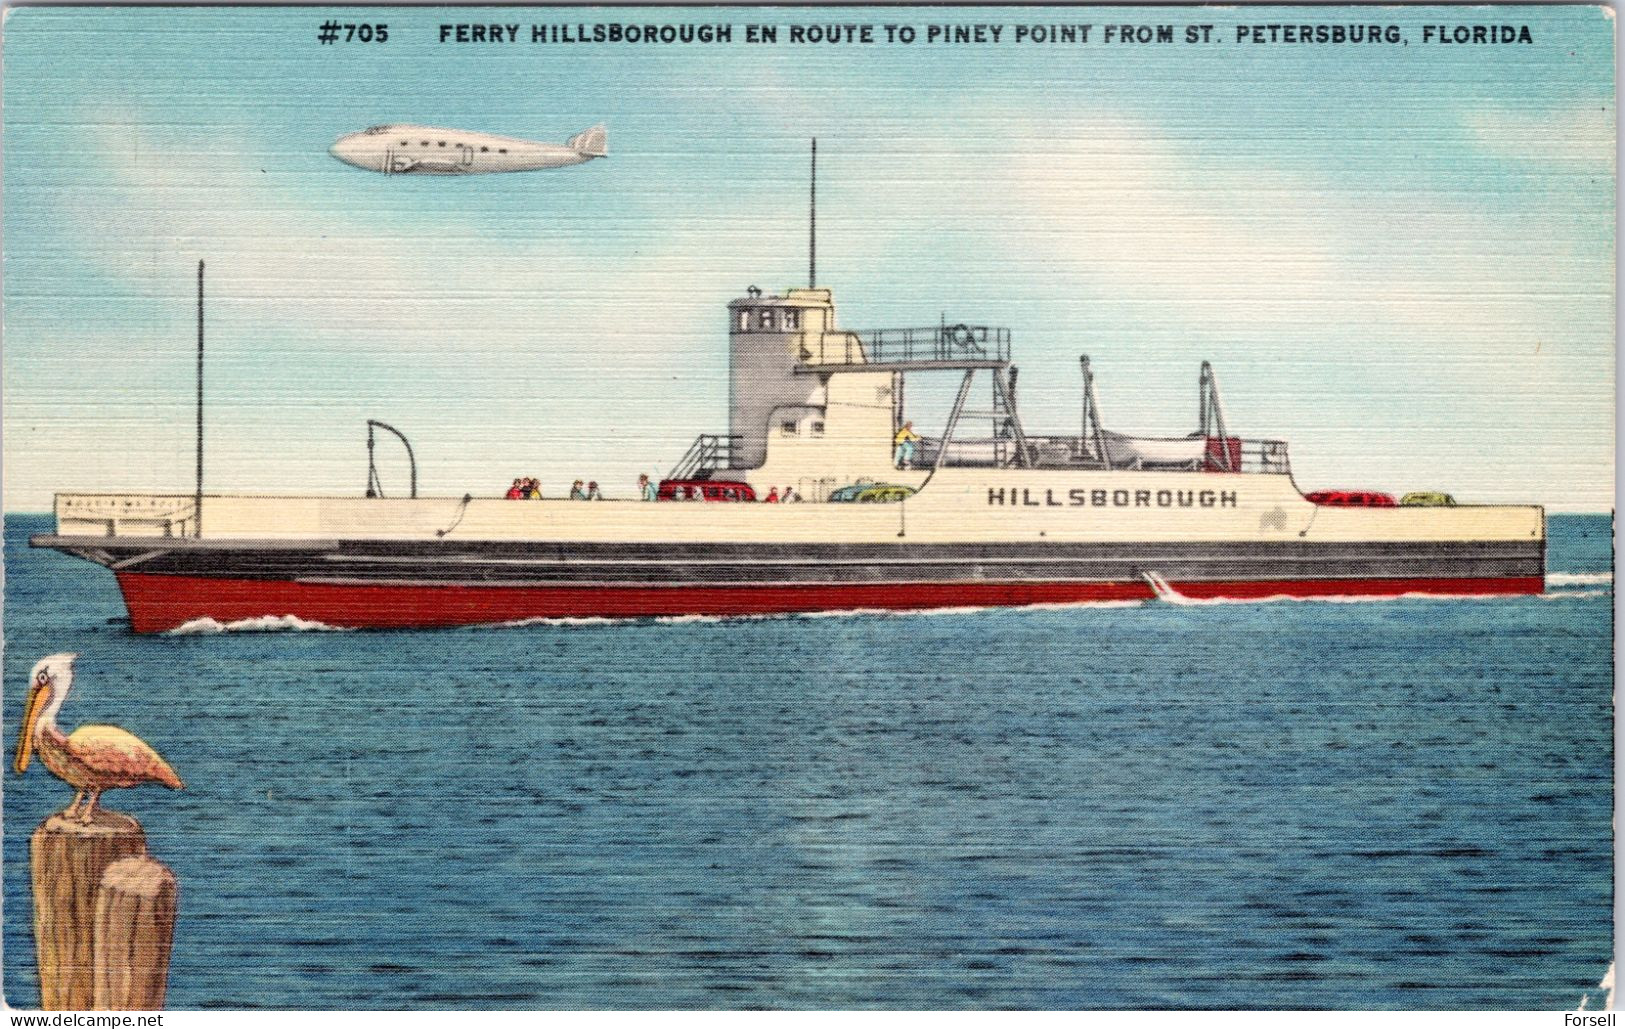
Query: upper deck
797 323 1011 372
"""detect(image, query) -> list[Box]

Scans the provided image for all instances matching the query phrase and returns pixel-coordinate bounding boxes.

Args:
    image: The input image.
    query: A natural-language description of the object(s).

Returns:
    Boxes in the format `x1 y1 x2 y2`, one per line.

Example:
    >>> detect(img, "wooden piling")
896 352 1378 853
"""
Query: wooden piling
30 812 147 1009
30 810 177 1010
93 857 177 1010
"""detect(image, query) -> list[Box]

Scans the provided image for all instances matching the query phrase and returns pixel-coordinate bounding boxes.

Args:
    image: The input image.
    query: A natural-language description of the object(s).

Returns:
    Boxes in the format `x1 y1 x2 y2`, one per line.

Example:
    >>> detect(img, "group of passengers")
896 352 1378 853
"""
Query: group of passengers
504 477 605 500
658 480 803 503
504 475 804 502
504 477 544 499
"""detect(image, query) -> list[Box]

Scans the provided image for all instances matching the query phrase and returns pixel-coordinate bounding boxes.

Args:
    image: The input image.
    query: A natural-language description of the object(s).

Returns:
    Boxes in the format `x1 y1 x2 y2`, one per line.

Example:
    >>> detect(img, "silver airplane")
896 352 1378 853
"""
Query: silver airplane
329 123 607 175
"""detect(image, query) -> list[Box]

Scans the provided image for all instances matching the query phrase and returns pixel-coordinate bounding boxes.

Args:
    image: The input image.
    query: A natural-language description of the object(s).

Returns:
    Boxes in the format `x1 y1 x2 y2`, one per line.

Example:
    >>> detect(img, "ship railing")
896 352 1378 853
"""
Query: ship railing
666 434 744 481
803 324 1012 368
1239 439 1291 474
915 436 1290 473
54 493 199 537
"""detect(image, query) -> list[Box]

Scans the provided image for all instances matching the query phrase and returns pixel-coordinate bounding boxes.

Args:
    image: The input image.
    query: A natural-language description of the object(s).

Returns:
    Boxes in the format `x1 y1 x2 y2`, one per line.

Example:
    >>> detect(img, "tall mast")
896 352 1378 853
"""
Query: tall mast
808 137 817 287
195 260 205 537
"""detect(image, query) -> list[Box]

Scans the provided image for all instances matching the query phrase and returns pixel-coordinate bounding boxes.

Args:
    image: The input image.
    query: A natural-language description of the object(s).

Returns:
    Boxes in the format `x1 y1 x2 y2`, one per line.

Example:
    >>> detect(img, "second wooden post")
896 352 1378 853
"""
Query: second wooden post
93 856 178 1009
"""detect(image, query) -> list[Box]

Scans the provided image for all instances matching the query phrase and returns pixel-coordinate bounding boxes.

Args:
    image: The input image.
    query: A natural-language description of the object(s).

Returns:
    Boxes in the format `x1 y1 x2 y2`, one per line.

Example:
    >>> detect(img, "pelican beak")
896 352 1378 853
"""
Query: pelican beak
14 682 46 774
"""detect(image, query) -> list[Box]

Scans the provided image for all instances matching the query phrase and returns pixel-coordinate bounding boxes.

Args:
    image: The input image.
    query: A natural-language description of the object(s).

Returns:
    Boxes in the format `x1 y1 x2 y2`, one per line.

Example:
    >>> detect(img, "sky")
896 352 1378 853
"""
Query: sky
2 5 1615 510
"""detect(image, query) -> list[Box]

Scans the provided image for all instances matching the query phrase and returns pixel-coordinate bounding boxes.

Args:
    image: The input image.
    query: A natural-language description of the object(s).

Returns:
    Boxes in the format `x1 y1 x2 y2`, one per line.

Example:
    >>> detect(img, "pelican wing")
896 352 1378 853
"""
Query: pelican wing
65 724 184 789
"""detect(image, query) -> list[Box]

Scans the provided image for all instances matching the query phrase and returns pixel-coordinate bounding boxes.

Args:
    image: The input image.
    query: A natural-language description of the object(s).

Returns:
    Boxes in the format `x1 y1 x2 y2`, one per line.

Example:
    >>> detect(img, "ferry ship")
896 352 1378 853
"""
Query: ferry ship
32 281 1545 632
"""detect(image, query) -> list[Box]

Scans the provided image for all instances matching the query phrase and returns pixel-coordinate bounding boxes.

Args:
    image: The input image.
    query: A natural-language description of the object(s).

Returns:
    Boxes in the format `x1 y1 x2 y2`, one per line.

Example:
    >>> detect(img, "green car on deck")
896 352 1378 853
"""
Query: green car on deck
855 485 916 503
1400 491 1456 507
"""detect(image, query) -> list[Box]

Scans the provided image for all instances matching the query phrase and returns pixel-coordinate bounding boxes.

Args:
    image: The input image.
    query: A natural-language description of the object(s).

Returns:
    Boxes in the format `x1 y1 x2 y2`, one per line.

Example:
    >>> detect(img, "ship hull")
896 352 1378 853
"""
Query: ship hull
30 534 1546 631
112 570 1543 632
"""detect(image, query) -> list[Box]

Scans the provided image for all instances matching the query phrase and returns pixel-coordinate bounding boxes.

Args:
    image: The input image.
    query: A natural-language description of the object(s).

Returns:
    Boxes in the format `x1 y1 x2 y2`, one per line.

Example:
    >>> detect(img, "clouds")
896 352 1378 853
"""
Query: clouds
836 108 1609 342
1463 103 1616 169
6 99 769 504
813 104 1612 506
2 7 1615 510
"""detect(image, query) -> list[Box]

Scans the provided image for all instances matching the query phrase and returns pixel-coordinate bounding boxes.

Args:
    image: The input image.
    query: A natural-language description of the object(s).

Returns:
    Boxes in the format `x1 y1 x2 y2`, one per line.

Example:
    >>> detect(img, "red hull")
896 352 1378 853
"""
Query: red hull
114 572 1546 633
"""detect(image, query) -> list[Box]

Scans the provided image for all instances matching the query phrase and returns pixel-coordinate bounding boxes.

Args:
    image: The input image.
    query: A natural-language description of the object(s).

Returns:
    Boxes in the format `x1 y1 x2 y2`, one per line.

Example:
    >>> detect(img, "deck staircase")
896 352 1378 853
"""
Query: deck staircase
666 434 742 481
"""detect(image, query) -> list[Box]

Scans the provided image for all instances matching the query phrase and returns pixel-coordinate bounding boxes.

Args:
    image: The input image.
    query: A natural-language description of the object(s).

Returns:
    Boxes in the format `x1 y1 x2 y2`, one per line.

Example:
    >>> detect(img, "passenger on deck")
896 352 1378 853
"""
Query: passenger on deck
784 487 801 502
587 481 603 500
894 421 922 470
639 474 657 502
765 487 780 503
506 479 524 500
528 478 543 500
570 480 587 500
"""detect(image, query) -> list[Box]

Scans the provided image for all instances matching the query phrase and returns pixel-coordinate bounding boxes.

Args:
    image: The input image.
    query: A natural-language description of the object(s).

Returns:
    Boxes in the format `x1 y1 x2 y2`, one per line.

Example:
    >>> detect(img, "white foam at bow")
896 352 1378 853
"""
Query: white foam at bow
167 613 349 635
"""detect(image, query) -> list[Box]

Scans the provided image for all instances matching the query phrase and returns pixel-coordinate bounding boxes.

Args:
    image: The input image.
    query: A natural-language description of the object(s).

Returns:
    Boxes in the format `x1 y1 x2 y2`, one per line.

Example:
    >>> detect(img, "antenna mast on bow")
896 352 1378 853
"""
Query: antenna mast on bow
808 138 817 287
195 260 204 536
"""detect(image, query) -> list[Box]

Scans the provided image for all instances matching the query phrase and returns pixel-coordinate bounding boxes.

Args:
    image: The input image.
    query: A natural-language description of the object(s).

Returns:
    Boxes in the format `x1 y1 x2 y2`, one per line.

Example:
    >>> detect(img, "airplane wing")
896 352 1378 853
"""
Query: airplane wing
388 156 471 175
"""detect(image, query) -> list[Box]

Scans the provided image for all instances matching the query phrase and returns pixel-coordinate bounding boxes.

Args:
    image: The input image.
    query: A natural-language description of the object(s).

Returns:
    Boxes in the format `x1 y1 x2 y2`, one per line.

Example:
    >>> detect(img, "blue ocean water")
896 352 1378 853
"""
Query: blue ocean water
1 513 1612 1010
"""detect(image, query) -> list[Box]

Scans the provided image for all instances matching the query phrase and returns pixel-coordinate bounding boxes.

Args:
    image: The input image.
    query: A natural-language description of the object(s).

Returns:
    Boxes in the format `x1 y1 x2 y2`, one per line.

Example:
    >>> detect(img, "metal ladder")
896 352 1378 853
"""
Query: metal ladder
666 434 741 481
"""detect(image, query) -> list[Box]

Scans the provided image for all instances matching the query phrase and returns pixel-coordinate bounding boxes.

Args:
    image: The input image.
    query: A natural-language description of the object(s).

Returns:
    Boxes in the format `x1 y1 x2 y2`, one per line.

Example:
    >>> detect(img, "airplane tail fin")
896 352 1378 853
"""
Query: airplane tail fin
567 124 608 158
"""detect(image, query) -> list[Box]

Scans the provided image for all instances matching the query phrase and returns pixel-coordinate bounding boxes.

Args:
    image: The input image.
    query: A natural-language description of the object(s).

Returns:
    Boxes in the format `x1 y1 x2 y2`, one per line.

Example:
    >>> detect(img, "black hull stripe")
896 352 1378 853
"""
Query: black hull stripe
38 534 1545 585
125 554 1543 586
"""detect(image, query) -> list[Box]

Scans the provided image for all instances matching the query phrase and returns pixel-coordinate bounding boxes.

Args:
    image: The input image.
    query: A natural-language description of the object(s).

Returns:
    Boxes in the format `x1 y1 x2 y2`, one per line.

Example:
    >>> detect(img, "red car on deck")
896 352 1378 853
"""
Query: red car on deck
657 479 758 502
1304 490 1397 508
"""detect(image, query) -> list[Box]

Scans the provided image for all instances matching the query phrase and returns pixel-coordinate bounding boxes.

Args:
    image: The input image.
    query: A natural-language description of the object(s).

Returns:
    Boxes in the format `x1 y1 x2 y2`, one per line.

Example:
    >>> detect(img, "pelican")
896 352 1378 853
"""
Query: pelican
14 653 183 822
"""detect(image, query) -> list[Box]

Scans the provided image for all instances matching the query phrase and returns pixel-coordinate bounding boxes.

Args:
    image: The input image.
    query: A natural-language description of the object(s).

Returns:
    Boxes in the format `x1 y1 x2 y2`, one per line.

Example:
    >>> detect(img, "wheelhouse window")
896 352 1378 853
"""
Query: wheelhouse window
780 421 799 436
782 309 800 330
757 309 775 330
738 310 751 332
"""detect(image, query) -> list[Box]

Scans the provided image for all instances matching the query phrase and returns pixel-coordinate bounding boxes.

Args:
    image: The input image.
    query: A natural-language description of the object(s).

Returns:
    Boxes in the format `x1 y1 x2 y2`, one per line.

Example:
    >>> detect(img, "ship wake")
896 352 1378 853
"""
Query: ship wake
1538 588 1611 601
1546 571 1613 587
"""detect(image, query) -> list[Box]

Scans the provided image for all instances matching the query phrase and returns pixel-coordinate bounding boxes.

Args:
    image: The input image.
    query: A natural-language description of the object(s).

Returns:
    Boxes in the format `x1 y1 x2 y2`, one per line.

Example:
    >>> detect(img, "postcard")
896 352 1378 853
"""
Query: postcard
1 3 1614 1013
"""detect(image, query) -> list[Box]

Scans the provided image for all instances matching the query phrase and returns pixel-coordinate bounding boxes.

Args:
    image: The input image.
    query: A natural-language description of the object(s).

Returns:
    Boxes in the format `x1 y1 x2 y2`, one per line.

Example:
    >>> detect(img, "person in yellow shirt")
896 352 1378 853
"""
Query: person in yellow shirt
893 421 922 470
